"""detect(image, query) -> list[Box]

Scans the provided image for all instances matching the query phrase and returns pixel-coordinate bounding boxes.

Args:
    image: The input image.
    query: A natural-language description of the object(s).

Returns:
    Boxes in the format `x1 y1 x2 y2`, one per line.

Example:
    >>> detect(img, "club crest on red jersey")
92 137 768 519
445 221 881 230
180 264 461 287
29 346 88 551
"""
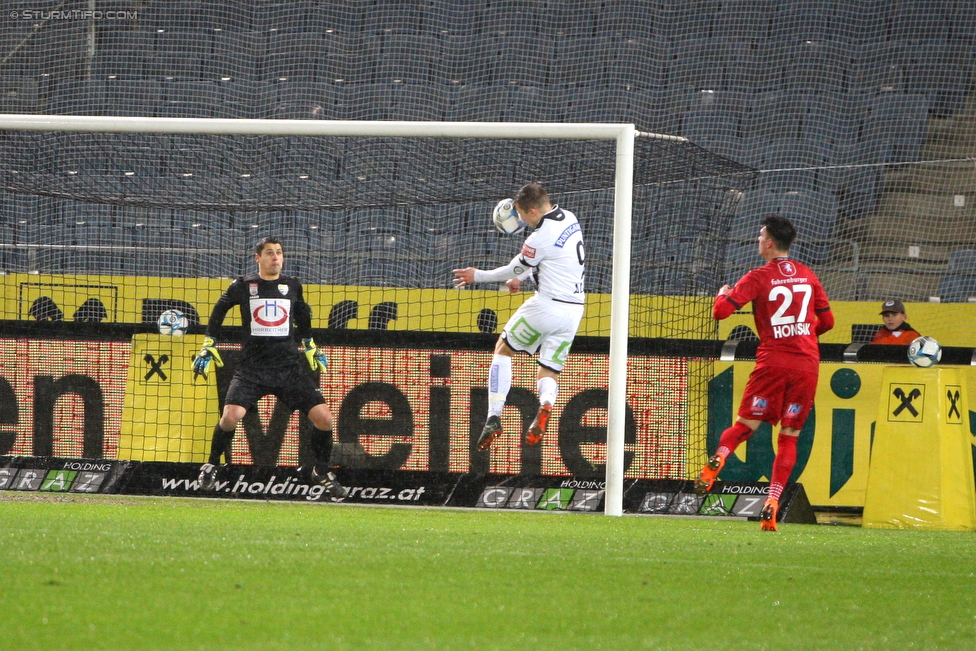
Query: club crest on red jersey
777 260 797 276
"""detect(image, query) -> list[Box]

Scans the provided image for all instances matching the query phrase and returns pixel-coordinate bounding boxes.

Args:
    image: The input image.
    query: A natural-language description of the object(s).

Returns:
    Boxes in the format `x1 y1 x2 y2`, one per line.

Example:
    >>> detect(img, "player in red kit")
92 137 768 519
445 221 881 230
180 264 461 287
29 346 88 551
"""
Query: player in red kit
695 216 834 531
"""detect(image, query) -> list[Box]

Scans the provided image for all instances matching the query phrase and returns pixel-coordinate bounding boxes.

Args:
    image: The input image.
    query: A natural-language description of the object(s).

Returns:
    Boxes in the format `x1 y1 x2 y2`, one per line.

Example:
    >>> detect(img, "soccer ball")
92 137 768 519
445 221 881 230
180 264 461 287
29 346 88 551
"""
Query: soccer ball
907 336 942 368
157 309 189 337
492 198 525 235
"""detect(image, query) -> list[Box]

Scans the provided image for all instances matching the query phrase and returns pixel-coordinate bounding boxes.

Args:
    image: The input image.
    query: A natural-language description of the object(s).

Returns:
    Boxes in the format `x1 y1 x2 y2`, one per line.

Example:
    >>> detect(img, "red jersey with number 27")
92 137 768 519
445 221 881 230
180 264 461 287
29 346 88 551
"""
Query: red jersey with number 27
715 258 833 373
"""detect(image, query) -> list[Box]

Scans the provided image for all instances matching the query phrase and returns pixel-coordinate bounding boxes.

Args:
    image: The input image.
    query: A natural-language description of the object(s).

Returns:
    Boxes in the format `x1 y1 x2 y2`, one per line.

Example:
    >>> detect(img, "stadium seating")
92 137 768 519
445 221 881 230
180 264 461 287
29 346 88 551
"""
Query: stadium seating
680 108 742 160
553 36 615 87
0 76 37 113
604 37 669 89
272 81 337 119
544 1 601 37
784 40 854 94
420 0 485 35
862 92 931 161
714 4 771 41
585 0 653 38
938 275 976 303
670 38 728 90
7 0 973 293
831 0 893 43
374 34 438 84
659 1 720 41
932 250 976 303
890 0 949 42
771 6 834 41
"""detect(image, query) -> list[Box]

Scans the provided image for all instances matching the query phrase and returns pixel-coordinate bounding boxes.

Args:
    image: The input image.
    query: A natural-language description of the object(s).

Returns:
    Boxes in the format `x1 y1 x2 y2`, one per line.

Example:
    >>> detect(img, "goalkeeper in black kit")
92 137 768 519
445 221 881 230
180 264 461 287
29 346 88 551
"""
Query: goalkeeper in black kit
192 236 347 499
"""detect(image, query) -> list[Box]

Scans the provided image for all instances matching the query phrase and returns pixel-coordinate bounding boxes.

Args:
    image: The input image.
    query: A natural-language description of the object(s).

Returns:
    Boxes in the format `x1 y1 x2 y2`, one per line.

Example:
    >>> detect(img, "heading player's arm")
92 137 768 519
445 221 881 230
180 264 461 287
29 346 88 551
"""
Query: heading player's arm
453 253 534 288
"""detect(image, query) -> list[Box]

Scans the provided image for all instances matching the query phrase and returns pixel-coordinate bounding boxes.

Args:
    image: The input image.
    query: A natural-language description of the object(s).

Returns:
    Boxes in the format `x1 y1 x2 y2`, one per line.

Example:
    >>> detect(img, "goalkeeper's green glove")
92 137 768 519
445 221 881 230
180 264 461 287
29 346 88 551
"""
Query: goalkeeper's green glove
192 336 224 378
302 338 328 373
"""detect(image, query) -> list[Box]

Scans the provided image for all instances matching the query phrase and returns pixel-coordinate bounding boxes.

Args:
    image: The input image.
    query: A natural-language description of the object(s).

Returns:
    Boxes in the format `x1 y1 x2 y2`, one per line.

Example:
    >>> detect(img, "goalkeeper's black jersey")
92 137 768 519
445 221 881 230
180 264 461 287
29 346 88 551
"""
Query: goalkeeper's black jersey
205 274 312 369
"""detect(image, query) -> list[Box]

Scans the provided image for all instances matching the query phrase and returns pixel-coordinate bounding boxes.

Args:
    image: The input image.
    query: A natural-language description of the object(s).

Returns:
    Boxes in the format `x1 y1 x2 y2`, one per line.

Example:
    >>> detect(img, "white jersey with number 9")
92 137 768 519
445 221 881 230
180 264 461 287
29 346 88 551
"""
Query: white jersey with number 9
518 205 585 305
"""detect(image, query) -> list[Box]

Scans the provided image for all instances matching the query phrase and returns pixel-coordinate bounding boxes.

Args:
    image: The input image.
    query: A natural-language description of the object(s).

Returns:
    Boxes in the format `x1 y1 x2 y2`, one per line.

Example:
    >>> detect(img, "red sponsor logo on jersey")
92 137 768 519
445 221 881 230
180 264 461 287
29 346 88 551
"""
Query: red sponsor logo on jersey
521 244 537 259
777 260 797 277
252 300 289 327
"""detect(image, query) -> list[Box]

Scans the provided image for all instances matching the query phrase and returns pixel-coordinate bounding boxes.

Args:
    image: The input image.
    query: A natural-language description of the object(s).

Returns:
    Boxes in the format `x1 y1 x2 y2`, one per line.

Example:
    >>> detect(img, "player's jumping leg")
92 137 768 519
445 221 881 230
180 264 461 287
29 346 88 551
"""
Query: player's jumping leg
761 431 798 532
526 374 558 446
478 352 512 450
695 420 756 495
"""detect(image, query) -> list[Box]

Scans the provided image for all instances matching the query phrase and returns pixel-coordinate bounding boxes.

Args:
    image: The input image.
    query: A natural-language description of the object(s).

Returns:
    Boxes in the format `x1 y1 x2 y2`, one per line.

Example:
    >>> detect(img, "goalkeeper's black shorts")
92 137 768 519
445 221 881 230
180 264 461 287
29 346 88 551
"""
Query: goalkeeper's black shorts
225 362 326 415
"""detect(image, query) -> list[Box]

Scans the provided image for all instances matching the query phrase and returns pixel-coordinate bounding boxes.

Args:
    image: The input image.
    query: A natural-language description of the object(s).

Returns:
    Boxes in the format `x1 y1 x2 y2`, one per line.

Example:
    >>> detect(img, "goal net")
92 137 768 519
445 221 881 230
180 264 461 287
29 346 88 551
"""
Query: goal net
0 114 754 515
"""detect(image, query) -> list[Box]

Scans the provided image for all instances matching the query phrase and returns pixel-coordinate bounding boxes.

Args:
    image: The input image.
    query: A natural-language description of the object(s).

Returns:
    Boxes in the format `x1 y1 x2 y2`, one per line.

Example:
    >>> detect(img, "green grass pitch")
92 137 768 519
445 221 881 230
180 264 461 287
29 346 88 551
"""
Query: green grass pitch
1 494 974 651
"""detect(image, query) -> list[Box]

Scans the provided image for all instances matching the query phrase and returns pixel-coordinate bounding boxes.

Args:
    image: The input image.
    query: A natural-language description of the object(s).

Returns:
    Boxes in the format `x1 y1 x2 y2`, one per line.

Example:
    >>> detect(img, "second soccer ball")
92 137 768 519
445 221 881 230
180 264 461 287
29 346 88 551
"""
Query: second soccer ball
907 336 942 367
492 198 525 235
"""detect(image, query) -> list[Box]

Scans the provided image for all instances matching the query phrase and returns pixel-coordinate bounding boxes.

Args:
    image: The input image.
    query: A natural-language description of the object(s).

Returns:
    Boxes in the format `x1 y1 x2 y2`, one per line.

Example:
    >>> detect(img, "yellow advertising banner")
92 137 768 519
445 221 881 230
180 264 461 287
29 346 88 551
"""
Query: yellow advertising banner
118 334 219 462
864 367 976 530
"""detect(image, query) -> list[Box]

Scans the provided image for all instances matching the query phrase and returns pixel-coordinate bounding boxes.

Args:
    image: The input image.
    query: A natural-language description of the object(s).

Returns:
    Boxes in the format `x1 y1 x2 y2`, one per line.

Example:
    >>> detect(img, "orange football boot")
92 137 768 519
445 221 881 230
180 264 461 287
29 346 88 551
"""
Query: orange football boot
760 498 780 532
694 454 726 496
525 403 552 446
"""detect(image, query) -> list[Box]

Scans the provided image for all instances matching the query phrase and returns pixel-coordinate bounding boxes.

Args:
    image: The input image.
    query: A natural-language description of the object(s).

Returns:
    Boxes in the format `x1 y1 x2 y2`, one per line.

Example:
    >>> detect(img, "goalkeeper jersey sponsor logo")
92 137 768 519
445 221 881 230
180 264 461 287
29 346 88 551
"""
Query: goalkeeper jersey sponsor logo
250 298 291 337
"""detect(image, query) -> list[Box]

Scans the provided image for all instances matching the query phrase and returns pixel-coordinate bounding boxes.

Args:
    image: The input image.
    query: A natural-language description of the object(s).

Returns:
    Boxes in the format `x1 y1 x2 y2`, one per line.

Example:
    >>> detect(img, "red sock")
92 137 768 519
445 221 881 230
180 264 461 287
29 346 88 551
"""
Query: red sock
716 421 754 459
769 433 798 501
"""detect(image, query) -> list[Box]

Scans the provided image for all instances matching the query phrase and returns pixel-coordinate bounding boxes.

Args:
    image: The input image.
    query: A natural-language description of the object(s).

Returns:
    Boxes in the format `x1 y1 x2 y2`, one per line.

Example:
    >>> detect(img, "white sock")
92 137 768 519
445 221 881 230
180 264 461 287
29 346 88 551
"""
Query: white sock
487 354 512 418
537 376 558 407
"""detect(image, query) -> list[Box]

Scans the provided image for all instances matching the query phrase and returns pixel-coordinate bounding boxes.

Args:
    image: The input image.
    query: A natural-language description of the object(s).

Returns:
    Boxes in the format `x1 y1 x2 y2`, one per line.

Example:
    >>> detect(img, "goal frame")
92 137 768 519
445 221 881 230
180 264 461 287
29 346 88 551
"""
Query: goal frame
0 114 681 517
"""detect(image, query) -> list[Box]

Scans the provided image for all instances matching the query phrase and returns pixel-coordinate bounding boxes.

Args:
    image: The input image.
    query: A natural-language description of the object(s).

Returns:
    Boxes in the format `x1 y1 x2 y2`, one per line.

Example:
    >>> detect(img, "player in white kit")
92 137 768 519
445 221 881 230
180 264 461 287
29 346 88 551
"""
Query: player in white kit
453 182 586 451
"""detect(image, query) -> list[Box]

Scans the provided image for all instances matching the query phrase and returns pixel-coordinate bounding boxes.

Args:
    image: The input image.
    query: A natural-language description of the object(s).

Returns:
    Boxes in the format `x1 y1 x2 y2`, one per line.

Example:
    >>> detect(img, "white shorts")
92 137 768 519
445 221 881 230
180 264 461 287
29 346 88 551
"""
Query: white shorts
501 294 584 373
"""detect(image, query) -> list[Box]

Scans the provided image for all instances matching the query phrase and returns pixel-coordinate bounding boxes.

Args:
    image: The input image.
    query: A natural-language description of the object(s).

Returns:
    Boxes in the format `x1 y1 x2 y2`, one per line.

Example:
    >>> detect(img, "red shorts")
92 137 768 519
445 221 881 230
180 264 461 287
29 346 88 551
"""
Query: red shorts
738 364 819 429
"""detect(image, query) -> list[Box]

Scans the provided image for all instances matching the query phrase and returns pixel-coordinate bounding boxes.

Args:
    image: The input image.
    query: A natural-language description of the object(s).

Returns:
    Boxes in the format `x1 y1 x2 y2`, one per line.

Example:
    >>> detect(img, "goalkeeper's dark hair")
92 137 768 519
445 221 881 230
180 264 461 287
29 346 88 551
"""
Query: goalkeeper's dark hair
761 215 797 251
514 182 548 211
254 236 283 255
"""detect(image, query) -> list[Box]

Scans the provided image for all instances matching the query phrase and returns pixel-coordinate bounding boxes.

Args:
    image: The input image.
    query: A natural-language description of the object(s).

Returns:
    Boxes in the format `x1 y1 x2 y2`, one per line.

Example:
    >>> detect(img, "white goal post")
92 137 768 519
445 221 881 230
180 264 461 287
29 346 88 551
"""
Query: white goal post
0 114 687 517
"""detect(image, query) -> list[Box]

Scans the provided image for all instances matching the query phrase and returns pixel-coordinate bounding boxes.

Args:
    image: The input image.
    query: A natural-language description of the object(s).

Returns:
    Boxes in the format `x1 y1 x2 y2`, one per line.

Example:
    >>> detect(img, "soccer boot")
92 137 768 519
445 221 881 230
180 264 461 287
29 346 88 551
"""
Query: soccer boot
760 498 780 532
525 403 552 447
197 463 220 492
477 415 503 451
694 454 726 496
310 466 350 500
